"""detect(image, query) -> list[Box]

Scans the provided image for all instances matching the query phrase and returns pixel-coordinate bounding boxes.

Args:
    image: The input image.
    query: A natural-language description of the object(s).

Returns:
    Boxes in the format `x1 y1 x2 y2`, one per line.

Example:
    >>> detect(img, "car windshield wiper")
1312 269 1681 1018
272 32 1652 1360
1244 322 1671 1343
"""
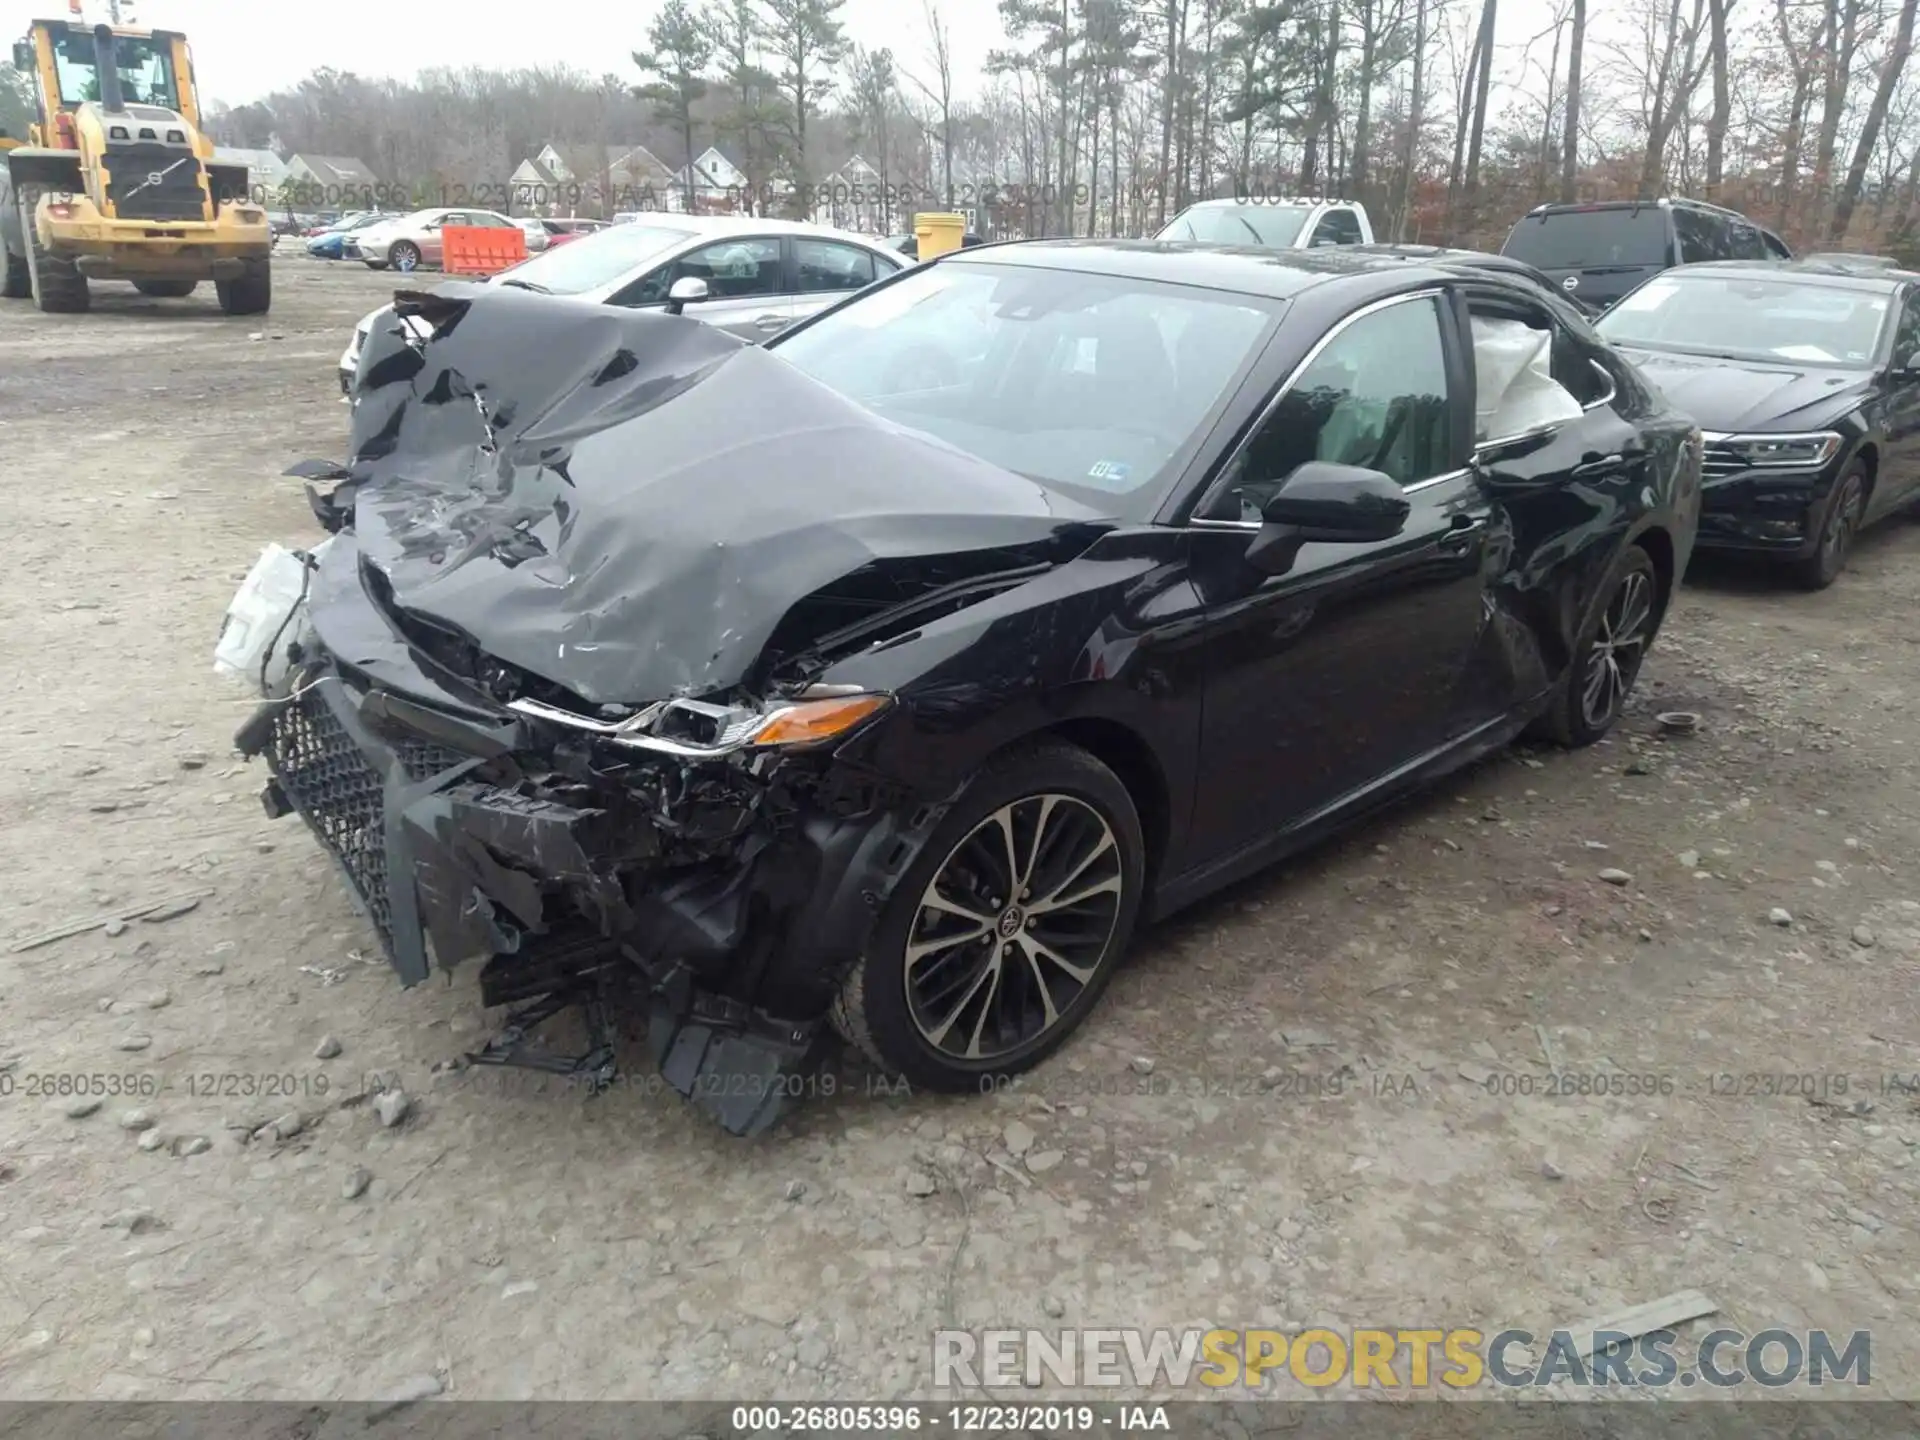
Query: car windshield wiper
499 278 550 293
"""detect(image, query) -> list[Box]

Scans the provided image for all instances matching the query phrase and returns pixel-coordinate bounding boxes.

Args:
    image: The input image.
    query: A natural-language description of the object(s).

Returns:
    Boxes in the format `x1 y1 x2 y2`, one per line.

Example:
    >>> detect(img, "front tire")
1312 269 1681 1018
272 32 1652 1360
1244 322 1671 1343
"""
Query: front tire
133 278 197 298
215 258 271 316
1790 463 1866 591
1541 545 1660 748
19 194 88 313
389 241 420 272
832 741 1145 1092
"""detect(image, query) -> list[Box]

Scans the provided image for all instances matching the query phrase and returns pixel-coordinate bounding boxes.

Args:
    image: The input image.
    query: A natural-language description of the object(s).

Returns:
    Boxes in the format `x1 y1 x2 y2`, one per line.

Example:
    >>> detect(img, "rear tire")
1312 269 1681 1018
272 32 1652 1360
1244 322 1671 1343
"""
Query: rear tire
19 195 88 313
831 740 1145 1092
215 258 271 316
1540 545 1661 748
133 278 197 298
1789 463 1866 591
389 241 420 272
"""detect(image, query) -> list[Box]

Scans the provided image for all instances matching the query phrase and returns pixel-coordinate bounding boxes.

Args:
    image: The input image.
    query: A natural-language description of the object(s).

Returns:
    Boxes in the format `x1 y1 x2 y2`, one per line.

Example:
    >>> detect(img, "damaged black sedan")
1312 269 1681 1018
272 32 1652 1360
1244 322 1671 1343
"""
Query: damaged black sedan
224 243 1701 1135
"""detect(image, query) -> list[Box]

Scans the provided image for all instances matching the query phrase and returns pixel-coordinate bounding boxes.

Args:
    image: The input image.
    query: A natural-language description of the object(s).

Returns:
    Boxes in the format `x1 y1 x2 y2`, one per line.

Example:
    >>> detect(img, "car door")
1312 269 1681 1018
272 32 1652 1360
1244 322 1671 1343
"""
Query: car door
609 235 791 340
1446 282 1658 726
1876 285 1920 512
787 236 897 326
1182 287 1496 870
422 211 464 266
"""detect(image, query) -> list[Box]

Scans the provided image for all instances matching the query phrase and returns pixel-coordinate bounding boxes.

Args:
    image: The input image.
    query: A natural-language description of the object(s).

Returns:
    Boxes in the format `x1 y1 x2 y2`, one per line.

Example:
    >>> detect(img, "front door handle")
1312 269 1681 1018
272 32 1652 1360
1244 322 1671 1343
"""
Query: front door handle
753 313 788 330
1438 515 1488 553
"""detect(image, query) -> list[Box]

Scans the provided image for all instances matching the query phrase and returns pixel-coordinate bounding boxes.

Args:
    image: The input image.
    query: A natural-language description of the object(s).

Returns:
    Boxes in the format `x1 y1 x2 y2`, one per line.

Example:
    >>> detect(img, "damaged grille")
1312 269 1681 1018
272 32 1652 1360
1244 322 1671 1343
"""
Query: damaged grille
259 687 464 955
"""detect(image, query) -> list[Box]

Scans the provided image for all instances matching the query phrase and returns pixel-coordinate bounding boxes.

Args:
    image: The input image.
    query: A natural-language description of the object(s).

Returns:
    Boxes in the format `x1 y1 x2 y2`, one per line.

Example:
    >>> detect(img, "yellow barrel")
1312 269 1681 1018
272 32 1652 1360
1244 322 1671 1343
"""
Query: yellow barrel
913 211 966 260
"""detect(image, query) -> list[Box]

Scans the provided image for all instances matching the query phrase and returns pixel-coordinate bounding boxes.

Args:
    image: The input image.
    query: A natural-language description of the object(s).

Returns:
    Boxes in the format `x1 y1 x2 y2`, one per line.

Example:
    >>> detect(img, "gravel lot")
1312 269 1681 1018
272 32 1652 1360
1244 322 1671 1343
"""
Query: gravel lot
1 256 1916 1405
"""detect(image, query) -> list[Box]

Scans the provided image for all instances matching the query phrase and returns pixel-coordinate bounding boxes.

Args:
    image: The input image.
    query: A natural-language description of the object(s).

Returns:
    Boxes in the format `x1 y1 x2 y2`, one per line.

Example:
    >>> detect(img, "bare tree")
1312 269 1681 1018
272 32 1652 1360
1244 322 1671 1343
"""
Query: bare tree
1702 0 1735 194
1558 0 1587 201
1829 0 1918 239
907 0 956 207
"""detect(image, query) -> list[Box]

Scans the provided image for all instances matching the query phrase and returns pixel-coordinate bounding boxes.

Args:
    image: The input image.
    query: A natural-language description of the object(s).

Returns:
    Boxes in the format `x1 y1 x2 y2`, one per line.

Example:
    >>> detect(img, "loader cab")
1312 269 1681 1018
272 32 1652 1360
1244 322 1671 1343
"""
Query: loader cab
14 21 198 132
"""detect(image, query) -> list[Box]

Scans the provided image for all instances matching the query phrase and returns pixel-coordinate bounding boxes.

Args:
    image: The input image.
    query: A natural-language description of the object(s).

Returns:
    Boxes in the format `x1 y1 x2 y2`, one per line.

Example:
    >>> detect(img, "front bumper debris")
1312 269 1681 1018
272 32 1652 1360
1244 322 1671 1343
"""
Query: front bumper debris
234 650 924 1137
1694 470 1828 556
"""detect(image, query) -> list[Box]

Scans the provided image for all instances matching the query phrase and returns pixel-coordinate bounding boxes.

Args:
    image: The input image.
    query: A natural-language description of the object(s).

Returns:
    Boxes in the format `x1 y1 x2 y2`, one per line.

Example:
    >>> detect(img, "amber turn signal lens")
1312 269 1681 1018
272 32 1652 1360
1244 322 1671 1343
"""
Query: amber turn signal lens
751 694 891 748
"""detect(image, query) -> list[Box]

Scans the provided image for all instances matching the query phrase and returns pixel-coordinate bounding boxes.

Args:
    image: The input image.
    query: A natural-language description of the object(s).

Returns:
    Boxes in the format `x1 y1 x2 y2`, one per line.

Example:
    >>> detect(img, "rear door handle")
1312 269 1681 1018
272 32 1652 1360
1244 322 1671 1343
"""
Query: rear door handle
753 313 789 330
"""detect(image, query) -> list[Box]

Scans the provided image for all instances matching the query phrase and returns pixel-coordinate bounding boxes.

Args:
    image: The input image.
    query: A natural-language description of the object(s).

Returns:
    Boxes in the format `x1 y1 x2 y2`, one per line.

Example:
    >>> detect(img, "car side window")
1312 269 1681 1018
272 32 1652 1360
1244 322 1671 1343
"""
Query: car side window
1465 292 1610 442
1309 209 1364 247
1727 220 1768 260
1198 295 1453 521
1761 231 1793 259
438 212 465 229
627 237 784 304
1671 208 1719 262
793 239 877 293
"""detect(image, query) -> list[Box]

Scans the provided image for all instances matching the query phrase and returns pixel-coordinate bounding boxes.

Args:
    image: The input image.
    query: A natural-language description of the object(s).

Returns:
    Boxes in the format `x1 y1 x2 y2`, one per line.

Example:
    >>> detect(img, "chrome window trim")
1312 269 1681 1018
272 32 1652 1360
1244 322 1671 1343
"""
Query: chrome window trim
1186 288 1453 527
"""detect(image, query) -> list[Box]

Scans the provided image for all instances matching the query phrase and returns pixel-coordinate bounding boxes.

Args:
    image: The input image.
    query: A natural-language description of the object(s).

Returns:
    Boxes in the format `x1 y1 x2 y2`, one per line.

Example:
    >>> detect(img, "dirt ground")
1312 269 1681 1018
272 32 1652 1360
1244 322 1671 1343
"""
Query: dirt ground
0 253 1916 1407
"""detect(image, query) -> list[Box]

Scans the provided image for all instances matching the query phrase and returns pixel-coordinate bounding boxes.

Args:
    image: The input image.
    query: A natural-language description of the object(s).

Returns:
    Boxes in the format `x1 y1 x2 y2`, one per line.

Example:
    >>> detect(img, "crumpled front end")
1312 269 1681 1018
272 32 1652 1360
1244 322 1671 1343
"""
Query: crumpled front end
230 283 1109 1134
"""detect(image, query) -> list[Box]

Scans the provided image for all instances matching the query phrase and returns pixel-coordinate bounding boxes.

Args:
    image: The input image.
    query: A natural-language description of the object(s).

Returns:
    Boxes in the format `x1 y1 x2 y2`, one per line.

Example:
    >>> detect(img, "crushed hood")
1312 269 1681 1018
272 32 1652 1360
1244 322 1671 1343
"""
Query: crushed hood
332 282 1113 706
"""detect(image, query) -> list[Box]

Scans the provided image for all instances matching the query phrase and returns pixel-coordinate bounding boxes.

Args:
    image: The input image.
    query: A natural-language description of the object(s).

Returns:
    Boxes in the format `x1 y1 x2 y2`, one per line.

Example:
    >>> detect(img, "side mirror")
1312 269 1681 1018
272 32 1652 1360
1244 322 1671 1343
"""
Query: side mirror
12 41 32 72
1246 461 1410 574
664 275 709 315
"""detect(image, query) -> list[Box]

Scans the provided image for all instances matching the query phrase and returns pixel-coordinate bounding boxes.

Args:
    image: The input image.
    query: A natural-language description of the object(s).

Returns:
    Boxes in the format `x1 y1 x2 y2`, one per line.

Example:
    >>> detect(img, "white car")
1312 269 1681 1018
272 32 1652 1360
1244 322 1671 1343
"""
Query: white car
514 217 553 253
338 214 908 392
1155 197 1375 250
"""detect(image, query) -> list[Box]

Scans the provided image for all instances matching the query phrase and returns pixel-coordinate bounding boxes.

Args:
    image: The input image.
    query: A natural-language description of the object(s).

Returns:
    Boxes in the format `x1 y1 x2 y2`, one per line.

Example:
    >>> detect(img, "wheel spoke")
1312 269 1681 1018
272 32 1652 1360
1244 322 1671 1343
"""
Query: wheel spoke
906 922 990 973
1015 938 1063 1028
990 804 1023 896
1032 830 1115 910
963 953 1007 1059
925 952 1000 1049
1021 933 1097 986
1030 872 1124 916
922 889 995 926
1022 795 1059 895
1582 652 1609 712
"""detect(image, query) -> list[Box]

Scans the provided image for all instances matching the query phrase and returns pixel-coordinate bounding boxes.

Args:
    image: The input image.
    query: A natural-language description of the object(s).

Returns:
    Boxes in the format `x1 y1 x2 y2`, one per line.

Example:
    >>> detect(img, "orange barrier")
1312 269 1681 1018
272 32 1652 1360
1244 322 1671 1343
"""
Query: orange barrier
442 226 527 276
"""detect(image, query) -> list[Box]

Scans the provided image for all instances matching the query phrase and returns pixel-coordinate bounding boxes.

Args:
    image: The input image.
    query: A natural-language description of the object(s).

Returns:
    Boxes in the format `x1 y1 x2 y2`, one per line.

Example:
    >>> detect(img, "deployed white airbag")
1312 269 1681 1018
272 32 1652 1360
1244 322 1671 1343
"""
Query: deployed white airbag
1472 316 1583 440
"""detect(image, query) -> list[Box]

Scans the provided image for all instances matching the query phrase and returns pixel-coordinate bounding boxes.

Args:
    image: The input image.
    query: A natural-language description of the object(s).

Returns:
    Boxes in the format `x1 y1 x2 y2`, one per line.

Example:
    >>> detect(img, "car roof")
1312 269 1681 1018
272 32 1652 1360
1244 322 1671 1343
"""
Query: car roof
1658 258 1918 290
617 212 892 243
937 238 1480 301
1519 197 1754 220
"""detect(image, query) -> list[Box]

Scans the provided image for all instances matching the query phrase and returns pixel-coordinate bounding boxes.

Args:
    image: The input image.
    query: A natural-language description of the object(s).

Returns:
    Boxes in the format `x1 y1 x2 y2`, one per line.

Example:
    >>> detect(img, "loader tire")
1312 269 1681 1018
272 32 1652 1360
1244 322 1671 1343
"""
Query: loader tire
216 257 271 316
134 278 198 298
19 196 88 313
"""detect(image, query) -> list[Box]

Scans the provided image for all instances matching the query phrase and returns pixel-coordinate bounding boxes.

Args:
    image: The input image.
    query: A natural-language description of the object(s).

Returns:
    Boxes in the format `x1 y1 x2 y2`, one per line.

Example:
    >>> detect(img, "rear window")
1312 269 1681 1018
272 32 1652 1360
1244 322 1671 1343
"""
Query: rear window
1501 209 1672 269
1158 205 1311 249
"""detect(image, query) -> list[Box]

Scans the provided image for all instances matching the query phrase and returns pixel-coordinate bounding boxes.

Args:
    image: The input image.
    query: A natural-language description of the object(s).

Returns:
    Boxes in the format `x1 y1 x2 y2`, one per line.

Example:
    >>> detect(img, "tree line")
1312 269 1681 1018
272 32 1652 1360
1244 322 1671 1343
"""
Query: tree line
189 0 1918 256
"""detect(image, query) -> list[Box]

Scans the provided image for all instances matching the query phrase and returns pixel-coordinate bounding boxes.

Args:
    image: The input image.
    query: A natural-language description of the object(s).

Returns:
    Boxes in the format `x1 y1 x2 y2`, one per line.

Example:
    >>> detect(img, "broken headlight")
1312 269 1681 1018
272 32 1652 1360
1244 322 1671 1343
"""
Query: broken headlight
508 691 890 758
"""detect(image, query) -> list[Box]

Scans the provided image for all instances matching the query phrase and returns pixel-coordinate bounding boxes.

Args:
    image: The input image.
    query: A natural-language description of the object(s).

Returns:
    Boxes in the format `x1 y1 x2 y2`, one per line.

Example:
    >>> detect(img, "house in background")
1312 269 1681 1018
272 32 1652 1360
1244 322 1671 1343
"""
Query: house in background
509 142 677 216
210 146 290 198
284 154 382 199
814 153 889 233
673 146 749 213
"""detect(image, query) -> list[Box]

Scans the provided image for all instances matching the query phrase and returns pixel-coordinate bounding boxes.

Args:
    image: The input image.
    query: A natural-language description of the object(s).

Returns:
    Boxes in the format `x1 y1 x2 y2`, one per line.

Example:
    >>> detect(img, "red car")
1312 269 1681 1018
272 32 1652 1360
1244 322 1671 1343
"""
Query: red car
539 218 608 249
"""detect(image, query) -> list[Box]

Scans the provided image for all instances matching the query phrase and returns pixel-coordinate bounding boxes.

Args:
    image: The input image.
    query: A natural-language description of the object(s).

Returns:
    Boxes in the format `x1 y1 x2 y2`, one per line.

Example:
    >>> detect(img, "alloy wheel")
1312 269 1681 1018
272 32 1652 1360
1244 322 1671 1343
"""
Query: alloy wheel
392 243 419 272
1580 568 1654 731
904 794 1126 1062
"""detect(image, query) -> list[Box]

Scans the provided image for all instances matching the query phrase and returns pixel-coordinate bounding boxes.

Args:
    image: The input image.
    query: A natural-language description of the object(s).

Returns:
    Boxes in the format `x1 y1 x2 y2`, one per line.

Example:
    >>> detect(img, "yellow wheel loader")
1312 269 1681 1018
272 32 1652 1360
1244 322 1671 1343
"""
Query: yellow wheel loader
1 17 271 314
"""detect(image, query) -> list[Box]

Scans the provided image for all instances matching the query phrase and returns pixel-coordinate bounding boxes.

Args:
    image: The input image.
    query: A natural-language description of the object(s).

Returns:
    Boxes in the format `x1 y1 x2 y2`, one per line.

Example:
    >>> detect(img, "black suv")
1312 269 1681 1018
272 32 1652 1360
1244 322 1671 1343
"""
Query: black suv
1500 199 1792 310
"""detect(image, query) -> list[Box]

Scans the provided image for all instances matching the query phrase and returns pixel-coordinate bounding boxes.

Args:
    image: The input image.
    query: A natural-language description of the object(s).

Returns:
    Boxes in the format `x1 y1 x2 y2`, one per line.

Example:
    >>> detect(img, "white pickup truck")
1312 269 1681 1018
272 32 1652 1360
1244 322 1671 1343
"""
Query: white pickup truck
1155 198 1375 250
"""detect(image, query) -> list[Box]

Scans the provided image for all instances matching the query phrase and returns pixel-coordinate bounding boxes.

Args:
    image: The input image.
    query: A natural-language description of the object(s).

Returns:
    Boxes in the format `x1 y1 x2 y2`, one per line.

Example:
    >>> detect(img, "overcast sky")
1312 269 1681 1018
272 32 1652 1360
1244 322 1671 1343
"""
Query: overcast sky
7 0 1565 117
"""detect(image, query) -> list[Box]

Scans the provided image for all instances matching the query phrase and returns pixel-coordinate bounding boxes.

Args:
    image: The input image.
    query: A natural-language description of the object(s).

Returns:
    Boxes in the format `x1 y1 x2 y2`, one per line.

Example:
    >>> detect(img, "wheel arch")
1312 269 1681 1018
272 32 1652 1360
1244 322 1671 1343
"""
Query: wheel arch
1631 523 1676 622
1014 715 1173 891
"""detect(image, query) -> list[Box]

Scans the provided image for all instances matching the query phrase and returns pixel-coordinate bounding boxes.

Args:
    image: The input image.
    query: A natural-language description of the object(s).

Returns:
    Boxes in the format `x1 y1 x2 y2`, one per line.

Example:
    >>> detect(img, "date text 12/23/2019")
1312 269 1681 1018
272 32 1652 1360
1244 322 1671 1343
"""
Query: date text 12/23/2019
731 1404 1170 1432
